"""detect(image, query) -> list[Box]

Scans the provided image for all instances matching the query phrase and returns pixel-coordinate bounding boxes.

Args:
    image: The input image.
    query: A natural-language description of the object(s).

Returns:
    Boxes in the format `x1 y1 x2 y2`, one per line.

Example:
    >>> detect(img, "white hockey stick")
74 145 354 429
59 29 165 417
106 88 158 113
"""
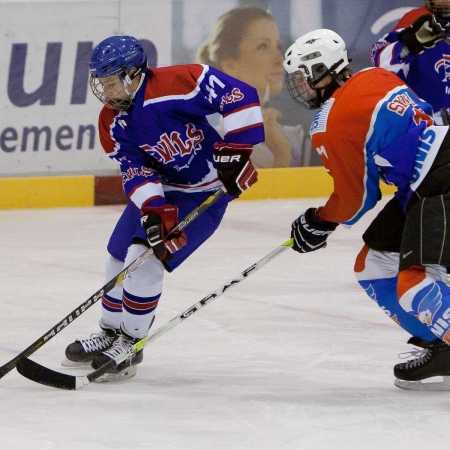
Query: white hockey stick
16 238 294 389
0 187 226 380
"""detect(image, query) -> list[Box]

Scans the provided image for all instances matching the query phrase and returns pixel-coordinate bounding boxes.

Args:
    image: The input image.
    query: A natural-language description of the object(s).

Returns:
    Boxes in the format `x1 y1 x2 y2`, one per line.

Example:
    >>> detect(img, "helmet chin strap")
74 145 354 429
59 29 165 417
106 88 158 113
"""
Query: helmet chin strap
123 72 146 99
315 79 343 106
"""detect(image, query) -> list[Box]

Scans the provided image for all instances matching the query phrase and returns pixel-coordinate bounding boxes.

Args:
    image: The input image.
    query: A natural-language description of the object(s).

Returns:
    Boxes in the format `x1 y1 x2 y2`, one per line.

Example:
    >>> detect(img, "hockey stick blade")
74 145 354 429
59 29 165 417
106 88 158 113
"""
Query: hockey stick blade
0 187 225 380
16 238 294 389
16 357 118 390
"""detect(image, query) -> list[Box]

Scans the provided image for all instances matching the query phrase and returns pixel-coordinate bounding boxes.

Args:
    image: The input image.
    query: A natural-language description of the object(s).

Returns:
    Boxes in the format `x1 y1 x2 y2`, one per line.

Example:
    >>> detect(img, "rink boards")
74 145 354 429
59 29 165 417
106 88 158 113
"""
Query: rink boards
0 167 396 209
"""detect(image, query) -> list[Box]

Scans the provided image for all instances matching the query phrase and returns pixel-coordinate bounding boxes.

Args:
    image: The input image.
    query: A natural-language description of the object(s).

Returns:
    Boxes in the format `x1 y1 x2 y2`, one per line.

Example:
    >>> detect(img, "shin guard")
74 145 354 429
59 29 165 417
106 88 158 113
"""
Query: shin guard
355 246 436 340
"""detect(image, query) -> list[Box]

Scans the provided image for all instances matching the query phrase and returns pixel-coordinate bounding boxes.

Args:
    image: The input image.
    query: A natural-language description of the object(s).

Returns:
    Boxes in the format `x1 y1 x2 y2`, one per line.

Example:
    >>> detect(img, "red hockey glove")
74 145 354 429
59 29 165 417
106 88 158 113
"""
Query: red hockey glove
399 14 450 54
213 142 258 196
141 204 187 261
291 208 338 253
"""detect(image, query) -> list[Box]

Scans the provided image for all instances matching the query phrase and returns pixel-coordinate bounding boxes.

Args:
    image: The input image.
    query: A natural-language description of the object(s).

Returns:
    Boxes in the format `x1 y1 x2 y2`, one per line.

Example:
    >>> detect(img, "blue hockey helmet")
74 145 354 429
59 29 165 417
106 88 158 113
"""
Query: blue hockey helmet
89 35 147 109
89 35 147 80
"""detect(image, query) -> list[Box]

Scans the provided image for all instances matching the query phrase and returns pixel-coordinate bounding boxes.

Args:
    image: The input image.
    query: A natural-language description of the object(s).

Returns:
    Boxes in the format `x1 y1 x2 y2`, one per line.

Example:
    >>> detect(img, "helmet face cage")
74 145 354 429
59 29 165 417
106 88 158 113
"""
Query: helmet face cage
90 69 134 110
283 29 349 110
426 0 450 16
89 35 147 110
285 70 322 110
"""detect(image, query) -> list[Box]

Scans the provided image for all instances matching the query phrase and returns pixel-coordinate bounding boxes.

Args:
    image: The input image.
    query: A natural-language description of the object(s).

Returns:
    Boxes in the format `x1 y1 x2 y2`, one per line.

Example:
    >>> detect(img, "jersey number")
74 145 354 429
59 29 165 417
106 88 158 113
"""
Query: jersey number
206 75 225 103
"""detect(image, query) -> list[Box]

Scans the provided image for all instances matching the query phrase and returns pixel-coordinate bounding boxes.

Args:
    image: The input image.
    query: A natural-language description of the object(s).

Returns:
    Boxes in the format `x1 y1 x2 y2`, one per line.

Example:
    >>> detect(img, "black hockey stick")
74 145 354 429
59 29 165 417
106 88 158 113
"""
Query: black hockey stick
16 238 294 389
0 187 226 380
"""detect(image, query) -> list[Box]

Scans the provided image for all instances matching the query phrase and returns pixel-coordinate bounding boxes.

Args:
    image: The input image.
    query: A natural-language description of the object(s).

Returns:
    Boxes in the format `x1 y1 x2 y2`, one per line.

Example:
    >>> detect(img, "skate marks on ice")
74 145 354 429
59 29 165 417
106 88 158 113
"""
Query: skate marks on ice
2 198 450 449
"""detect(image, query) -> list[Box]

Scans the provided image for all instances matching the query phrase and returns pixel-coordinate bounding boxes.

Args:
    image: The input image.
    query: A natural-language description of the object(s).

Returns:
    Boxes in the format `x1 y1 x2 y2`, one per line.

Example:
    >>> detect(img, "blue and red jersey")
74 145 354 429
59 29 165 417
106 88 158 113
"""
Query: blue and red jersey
98 64 264 209
371 6 450 113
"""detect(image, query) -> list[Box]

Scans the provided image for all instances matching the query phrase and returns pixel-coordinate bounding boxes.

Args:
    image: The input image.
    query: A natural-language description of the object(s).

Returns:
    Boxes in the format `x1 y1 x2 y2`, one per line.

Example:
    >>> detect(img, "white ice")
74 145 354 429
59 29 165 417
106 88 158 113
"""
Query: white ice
1 196 449 450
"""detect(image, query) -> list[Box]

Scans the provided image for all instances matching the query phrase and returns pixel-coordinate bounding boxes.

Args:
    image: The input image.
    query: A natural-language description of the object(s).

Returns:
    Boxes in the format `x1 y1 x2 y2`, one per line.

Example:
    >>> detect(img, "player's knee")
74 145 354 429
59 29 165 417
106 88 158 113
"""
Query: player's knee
123 243 164 294
125 242 149 262
354 246 399 281
354 244 370 276
398 265 427 307
105 255 124 279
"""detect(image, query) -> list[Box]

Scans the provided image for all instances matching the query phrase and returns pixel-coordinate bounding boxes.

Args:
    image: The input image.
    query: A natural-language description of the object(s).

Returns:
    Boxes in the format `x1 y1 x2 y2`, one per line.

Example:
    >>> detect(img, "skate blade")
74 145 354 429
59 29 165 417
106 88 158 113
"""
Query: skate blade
94 365 137 383
61 358 91 368
395 376 450 391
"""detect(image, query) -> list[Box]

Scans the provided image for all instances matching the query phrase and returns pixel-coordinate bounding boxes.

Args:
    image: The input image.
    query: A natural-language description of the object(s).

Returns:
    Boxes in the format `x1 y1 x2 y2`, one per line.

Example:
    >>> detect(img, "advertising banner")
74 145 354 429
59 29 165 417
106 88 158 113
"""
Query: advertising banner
0 0 424 176
0 0 171 177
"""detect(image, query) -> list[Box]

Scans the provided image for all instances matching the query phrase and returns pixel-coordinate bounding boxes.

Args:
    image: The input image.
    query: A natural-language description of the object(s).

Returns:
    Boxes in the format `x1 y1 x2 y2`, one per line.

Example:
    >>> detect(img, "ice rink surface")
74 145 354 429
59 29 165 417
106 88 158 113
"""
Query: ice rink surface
1 195 450 450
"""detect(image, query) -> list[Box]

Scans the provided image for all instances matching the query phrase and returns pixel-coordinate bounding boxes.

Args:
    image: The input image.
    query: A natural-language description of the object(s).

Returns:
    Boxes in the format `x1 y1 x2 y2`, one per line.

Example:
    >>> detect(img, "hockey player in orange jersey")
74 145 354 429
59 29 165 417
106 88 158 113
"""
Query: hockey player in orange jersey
284 28 450 390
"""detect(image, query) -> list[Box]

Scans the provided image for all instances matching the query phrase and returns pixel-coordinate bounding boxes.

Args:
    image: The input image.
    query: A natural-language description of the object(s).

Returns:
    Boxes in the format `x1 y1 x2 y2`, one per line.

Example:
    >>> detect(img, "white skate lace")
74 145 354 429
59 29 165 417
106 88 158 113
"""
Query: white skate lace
400 348 432 369
79 331 115 354
398 347 427 360
103 335 136 360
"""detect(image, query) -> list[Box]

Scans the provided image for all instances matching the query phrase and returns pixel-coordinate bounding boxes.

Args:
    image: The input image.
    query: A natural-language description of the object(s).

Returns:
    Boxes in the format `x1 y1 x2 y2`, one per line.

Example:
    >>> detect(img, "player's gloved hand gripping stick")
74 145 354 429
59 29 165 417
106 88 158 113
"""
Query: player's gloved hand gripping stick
141 203 187 261
291 207 338 253
0 187 226 380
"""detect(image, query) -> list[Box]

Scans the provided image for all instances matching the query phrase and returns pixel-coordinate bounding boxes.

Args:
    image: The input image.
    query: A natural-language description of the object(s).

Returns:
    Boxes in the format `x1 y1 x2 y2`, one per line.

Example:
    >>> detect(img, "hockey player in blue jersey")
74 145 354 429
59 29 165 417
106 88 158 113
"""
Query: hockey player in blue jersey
63 35 265 380
372 0 450 123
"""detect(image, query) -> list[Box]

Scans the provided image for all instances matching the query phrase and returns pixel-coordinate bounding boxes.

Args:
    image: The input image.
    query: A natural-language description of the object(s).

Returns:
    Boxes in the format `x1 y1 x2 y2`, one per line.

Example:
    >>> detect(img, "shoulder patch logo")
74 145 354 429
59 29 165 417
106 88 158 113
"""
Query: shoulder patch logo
220 88 244 111
310 99 334 136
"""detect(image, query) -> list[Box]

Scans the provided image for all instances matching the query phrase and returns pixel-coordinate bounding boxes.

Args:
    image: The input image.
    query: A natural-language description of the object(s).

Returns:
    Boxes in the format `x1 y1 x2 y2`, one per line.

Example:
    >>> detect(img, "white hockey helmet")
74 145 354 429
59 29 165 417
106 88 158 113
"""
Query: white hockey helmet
426 0 450 17
283 29 349 109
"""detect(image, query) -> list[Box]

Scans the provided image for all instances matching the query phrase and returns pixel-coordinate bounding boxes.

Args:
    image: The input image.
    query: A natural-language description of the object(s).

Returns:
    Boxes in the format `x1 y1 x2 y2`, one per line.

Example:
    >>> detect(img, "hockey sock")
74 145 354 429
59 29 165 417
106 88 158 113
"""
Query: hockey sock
358 276 436 341
355 247 436 341
101 255 124 330
122 243 164 338
399 265 450 342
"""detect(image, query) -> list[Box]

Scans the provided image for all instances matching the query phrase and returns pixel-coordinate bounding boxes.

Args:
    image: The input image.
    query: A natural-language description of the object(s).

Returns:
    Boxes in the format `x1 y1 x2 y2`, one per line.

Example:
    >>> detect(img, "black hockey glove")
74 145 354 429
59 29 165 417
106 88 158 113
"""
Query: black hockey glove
399 14 450 55
291 208 338 253
213 142 257 196
141 204 187 261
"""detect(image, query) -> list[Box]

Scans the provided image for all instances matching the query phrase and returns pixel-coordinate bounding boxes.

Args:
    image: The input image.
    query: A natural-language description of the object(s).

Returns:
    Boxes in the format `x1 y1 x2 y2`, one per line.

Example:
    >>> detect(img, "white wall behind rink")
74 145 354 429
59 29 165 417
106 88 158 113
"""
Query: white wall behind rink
0 0 172 177
0 0 106 3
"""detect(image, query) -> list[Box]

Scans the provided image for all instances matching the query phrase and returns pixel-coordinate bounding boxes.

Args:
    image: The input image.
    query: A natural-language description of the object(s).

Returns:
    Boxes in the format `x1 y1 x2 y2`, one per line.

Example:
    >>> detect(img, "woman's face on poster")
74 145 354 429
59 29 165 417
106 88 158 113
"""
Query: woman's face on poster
222 18 284 101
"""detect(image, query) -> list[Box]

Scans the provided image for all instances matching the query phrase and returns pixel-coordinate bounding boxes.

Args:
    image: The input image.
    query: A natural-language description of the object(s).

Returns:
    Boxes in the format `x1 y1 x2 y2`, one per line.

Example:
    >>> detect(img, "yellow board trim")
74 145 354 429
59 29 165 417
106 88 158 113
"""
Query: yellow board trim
0 168 396 209
0 175 95 209
238 167 396 200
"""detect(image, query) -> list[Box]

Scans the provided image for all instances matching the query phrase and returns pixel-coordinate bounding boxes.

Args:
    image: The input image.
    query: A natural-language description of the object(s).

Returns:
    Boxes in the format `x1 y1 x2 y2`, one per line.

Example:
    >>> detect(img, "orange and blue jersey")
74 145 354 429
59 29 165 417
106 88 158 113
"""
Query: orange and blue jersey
98 64 264 210
311 67 447 225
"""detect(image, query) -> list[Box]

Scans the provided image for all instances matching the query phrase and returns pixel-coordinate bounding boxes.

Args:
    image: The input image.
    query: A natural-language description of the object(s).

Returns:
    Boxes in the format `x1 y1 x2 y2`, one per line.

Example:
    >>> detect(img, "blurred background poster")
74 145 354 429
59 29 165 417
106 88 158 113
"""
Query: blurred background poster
172 0 422 167
0 0 421 177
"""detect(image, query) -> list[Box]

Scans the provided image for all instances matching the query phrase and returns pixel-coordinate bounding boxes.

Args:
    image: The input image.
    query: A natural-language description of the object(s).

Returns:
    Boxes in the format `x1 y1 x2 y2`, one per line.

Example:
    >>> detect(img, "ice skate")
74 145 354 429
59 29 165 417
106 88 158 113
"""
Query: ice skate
405 336 433 349
91 325 143 383
62 320 119 367
394 339 450 390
